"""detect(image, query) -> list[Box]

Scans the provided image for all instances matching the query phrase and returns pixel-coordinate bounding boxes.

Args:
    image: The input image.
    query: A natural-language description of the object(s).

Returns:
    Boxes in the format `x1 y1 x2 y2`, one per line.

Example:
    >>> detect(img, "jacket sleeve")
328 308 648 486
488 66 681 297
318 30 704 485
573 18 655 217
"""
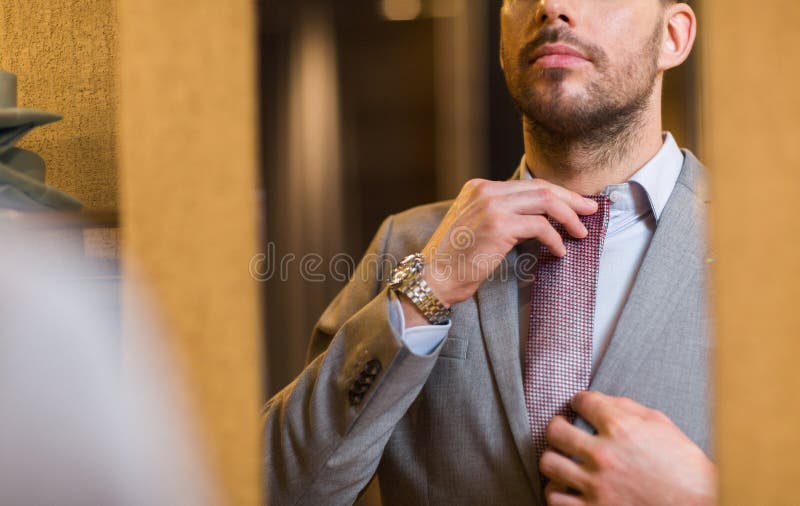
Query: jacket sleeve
262 214 446 505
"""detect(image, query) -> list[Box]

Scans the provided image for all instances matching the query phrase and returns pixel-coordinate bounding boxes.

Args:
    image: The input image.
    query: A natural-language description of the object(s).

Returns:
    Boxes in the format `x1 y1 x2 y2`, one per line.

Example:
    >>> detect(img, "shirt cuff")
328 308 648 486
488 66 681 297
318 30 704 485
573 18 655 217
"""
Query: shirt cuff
389 295 450 356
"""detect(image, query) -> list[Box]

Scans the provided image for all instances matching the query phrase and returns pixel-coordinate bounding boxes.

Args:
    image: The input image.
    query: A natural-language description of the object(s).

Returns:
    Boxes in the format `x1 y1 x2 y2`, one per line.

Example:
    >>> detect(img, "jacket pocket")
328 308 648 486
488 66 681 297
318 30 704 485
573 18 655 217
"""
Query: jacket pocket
439 337 468 360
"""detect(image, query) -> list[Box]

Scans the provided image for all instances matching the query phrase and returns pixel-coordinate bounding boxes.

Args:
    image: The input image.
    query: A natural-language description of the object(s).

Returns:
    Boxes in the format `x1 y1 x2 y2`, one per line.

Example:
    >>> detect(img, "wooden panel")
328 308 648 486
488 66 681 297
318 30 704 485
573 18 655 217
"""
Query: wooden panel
117 1 262 505
701 1 800 504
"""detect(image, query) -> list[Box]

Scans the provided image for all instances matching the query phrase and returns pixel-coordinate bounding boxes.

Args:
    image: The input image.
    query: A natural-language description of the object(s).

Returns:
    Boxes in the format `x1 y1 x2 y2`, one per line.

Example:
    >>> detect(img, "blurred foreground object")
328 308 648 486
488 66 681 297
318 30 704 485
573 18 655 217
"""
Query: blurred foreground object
0 70 81 211
0 219 219 506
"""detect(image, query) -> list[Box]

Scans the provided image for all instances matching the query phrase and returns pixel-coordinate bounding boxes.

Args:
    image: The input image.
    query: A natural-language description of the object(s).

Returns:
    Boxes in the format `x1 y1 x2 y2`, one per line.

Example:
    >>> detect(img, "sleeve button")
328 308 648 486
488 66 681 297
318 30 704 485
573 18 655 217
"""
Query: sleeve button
364 359 382 376
351 381 370 394
348 391 364 405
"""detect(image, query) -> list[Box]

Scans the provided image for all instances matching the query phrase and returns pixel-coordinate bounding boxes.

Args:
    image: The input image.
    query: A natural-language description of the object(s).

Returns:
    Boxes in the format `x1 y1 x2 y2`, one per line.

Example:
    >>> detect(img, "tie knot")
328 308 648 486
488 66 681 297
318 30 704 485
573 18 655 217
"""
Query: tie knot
583 194 612 205
536 194 611 259
532 194 612 260
580 194 612 237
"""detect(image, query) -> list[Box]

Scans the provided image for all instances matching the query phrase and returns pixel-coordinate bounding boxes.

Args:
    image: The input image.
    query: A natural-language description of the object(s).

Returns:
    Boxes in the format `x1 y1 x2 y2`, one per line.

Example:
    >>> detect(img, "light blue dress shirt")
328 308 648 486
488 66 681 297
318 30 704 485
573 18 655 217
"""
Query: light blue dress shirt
392 133 685 368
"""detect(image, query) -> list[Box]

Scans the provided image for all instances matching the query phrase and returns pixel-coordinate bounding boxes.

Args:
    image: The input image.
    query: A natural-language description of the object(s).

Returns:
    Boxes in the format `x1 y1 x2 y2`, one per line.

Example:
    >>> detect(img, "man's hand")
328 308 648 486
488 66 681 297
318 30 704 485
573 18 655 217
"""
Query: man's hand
419 179 599 308
539 391 716 506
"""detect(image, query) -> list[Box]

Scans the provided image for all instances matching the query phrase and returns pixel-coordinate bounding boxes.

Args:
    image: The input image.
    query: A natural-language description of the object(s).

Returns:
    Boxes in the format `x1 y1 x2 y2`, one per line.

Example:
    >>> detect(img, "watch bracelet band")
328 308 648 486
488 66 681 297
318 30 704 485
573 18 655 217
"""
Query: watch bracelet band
397 274 451 325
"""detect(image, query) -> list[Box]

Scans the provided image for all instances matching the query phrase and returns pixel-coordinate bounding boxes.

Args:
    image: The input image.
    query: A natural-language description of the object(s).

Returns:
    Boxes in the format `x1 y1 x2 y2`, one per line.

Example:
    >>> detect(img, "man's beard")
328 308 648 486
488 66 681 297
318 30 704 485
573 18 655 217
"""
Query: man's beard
504 23 662 168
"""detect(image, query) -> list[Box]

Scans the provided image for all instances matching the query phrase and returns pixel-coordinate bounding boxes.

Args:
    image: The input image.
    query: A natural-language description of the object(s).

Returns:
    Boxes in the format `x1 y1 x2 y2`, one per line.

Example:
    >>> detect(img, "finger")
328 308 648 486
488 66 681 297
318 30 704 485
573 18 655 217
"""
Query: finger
545 490 585 506
545 488 585 506
546 415 597 462
544 481 585 506
572 391 629 436
508 215 566 257
477 179 599 215
544 479 583 499
544 480 570 497
539 449 591 493
502 189 588 238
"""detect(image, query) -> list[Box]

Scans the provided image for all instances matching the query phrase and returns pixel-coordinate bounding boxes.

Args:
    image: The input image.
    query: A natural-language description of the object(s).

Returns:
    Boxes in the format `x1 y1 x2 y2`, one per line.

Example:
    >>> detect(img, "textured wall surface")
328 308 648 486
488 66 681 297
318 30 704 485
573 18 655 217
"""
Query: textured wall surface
702 1 800 504
118 1 262 504
0 0 117 209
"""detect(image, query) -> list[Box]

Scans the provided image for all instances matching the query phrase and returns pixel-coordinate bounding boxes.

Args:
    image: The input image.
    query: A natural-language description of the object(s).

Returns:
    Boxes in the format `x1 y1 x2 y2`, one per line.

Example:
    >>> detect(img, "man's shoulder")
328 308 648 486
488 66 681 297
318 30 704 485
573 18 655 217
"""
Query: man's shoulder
376 200 452 255
678 149 710 203
391 199 452 229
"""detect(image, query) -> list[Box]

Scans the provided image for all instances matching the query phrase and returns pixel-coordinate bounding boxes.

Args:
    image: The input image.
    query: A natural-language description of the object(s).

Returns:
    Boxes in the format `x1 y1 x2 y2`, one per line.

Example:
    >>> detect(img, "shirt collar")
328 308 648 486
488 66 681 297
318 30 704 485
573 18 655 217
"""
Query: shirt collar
517 132 684 221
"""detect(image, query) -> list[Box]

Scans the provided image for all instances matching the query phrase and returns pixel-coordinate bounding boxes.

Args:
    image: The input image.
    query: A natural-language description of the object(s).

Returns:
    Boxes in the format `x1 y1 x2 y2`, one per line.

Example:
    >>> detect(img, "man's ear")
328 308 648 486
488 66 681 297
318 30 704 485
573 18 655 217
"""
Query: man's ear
659 2 697 71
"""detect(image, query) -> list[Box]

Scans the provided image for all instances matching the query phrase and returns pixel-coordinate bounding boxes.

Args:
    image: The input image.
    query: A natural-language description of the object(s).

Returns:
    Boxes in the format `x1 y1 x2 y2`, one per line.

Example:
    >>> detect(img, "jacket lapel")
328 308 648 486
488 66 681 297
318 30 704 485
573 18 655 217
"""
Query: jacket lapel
474 163 546 501
475 155 707 500
590 151 708 395
476 246 546 502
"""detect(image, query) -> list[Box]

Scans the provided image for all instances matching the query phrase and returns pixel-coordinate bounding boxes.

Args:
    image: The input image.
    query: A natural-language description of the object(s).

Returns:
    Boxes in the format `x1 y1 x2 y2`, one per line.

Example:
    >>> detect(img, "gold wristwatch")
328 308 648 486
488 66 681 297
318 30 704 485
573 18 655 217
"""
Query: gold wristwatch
389 253 451 325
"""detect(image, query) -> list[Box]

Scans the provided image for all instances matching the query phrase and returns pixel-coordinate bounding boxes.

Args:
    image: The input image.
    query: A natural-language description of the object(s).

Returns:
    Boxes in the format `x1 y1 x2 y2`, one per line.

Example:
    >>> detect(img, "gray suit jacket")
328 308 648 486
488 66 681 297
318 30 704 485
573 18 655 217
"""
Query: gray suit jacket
263 151 711 506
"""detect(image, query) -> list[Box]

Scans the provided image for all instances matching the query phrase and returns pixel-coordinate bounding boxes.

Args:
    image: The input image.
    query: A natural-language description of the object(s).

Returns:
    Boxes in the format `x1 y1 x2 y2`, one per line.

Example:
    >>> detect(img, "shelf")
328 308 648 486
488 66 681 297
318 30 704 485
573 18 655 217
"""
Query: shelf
1 210 119 230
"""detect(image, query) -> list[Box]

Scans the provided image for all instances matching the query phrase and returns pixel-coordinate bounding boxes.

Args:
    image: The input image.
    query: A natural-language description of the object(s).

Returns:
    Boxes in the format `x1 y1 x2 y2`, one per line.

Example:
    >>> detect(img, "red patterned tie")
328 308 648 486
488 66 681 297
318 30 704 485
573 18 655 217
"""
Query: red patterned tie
523 195 611 461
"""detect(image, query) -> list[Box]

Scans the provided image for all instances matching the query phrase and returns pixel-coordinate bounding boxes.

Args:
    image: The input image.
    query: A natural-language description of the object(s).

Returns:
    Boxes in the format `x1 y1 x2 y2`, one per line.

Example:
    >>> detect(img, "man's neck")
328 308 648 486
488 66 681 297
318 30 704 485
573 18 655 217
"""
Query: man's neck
522 106 665 195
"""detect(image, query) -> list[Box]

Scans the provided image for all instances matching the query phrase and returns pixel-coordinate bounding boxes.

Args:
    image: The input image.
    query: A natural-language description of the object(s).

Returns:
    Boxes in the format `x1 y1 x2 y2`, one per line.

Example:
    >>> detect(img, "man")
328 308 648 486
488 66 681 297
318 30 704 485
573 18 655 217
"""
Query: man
264 0 715 504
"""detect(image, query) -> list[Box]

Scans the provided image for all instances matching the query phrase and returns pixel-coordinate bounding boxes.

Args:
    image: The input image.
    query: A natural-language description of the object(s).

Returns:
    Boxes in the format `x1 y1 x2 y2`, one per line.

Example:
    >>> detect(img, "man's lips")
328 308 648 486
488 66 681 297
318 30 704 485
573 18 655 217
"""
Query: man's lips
530 44 590 68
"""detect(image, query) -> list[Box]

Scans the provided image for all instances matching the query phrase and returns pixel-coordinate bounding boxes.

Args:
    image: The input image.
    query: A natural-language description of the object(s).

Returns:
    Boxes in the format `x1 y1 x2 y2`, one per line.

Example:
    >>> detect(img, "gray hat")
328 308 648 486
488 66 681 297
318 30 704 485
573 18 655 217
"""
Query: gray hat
0 70 61 130
0 71 62 154
0 70 80 211
0 150 82 211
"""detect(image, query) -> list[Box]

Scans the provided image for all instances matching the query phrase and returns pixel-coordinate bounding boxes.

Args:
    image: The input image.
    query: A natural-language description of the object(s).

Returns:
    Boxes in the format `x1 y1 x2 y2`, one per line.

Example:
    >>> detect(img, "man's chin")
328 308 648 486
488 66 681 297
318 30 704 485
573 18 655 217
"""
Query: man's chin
526 114 587 137
522 98 602 138
532 73 590 96
526 95 589 121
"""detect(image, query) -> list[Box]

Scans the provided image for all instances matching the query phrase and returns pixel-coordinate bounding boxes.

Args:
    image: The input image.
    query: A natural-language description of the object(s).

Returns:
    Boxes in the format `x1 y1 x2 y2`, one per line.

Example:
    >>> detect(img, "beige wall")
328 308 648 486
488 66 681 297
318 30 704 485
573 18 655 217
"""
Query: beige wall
117 1 262 505
0 0 117 210
702 1 800 504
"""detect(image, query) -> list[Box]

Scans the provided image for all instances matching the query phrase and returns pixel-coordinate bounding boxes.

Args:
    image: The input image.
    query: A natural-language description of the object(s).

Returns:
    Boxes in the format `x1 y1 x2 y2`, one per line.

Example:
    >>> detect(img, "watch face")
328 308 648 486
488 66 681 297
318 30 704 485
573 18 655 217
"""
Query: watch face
400 253 420 266
390 254 421 287
389 267 406 286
